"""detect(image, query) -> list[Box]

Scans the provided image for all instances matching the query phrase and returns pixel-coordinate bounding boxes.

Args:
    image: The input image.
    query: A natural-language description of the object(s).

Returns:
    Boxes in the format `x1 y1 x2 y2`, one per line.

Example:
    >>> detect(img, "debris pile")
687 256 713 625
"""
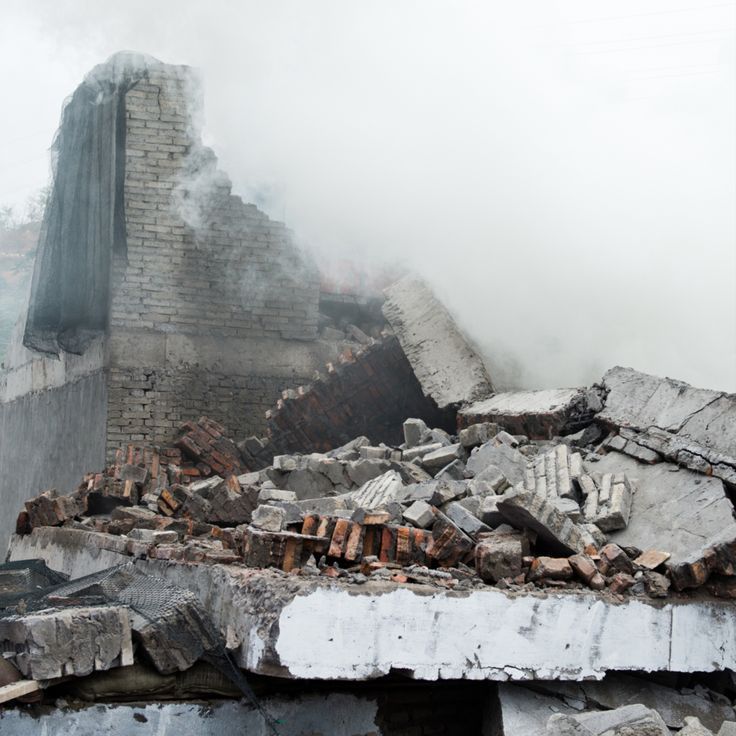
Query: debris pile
3 273 736 731
14 395 736 600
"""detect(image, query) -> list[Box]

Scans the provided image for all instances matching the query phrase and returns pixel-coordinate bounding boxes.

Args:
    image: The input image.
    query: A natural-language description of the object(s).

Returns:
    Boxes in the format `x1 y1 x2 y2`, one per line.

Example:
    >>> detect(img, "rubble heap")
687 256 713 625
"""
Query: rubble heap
3 274 736 734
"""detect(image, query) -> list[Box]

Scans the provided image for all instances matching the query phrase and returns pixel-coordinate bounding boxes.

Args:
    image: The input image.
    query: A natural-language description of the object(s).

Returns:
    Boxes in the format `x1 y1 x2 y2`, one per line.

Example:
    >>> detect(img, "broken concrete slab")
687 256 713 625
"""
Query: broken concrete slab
0 606 133 680
10 527 736 680
497 490 597 556
588 452 736 588
382 275 493 409
459 388 599 440
597 367 736 486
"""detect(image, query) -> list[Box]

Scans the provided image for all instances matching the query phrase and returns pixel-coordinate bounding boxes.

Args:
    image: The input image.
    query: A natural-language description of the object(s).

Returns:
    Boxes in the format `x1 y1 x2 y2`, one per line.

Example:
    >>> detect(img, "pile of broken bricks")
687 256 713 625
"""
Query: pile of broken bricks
15 396 736 599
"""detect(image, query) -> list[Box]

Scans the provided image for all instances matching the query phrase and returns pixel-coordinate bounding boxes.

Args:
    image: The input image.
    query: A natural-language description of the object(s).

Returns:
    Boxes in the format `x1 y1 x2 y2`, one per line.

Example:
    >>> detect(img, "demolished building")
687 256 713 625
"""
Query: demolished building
1 53 736 735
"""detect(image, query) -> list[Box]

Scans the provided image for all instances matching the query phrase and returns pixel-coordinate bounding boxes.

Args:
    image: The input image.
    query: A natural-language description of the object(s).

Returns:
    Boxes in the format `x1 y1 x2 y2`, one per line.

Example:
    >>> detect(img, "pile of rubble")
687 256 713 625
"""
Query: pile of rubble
3 274 736 733
14 390 735 601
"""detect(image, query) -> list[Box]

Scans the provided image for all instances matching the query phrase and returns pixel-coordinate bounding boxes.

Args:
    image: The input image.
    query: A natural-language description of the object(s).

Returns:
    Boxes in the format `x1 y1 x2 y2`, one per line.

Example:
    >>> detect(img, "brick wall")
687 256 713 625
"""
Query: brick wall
106 61 323 453
106 366 306 452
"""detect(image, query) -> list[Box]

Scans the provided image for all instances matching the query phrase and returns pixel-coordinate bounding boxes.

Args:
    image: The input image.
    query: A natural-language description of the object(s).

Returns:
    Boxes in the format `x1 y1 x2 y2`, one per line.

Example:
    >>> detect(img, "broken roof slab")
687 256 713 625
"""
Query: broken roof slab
459 388 595 439
9 527 736 682
589 451 736 588
597 367 736 485
382 275 493 409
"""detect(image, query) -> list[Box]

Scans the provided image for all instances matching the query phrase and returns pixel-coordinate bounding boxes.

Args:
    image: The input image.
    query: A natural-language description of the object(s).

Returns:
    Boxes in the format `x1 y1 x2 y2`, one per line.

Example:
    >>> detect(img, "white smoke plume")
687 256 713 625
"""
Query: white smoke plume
1 0 734 390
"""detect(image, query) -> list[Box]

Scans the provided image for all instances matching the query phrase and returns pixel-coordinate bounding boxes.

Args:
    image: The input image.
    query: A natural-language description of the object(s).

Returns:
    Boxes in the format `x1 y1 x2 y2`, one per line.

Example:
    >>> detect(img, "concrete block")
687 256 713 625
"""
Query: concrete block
421 443 466 470
251 505 285 532
0 606 133 680
444 500 491 536
285 468 335 500
128 528 155 543
402 442 444 462
359 445 392 460
478 495 505 527
345 458 391 487
402 500 435 529
459 421 501 449
434 459 466 481
258 488 299 504
403 418 429 448
475 530 527 582
567 703 669 736
577 674 735 732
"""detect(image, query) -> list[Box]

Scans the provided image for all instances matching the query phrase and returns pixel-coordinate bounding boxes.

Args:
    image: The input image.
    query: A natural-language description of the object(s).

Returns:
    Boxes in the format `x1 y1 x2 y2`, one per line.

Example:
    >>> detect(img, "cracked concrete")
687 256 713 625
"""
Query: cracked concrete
8 527 736 681
597 367 736 485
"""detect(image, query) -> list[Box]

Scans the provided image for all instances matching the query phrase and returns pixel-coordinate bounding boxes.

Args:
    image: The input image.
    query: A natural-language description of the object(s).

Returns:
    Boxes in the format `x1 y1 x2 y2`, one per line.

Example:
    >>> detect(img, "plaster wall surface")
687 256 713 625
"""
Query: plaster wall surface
0 696 381 736
0 374 107 554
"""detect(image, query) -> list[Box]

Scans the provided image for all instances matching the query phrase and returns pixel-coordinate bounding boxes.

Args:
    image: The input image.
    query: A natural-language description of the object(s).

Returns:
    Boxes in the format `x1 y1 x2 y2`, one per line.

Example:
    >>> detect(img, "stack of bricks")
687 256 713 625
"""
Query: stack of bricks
175 417 246 476
241 335 455 469
239 512 474 573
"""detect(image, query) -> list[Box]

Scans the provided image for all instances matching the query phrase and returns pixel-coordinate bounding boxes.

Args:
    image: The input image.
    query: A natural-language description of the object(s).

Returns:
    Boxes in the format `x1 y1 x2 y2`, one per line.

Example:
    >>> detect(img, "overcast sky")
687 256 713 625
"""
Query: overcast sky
1 1 734 391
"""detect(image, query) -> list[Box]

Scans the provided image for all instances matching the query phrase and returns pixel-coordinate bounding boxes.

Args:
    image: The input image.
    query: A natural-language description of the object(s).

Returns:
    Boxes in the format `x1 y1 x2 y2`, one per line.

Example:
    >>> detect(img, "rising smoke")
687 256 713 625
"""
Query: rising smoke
3 0 735 391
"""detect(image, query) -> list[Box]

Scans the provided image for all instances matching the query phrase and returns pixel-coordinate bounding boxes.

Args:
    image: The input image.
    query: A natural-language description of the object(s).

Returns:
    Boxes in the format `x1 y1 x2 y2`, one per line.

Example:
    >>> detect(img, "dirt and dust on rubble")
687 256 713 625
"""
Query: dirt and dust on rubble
3 273 736 733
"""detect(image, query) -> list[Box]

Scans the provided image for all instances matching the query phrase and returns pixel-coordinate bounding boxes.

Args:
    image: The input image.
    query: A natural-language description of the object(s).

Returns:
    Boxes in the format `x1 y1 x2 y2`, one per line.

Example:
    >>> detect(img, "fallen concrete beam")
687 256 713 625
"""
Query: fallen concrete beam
597 367 736 486
382 276 493 409
589 452 736 589
459 388 598 439
9 528 736 681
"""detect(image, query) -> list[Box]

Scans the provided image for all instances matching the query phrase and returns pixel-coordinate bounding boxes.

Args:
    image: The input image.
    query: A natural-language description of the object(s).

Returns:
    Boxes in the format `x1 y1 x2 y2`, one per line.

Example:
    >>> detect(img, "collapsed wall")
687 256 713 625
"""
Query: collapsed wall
0 54 354 550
